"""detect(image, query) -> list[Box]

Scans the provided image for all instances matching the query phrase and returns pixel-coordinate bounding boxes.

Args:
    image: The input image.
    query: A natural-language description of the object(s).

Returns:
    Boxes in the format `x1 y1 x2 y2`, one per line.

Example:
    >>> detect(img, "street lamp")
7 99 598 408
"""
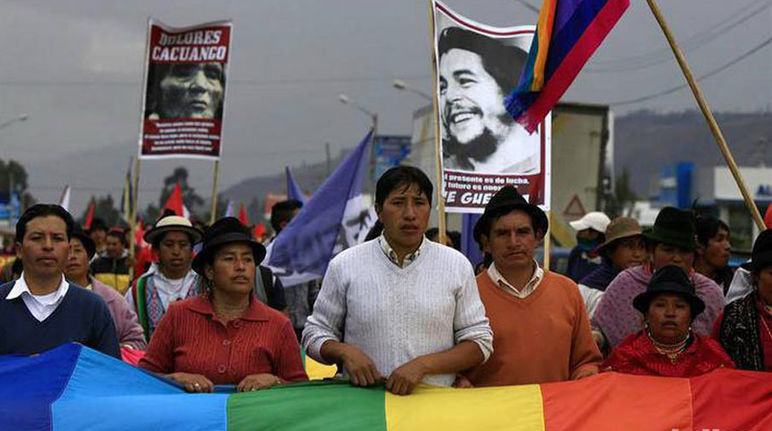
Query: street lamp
392 79 432 102
338 93 377 133
0 113 29 130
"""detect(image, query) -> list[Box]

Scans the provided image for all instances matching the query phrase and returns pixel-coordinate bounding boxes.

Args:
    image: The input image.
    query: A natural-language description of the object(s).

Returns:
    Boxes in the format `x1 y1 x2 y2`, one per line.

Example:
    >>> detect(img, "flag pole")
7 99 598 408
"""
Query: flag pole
646 0 765 230
427 0 447 244
209 160 220 225
129 157 141 283
543 211 552 270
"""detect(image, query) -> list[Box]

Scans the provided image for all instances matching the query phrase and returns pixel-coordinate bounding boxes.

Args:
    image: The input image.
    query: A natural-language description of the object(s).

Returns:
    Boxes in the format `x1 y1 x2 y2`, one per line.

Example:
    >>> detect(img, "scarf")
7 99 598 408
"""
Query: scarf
718 294 764 371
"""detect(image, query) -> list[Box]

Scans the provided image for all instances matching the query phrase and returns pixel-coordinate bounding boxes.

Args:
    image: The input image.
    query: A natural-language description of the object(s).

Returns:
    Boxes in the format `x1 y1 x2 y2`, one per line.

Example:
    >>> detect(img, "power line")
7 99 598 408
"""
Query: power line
588 0 771 73
608 35 772 106
513 0 540 14
0 74 431 88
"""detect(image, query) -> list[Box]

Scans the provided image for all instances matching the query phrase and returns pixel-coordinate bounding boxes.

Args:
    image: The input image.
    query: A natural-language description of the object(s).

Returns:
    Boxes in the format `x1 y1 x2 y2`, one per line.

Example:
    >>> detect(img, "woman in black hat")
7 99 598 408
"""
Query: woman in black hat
603 265 733 377
714 229 772 371
140 218 307 392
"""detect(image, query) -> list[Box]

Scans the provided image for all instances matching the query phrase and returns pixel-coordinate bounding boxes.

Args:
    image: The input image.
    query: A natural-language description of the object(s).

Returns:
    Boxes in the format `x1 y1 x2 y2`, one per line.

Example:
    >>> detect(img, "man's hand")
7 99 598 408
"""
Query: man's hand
167 372 214 393
386 358 428 395
237 373 282 392
340 345 383 387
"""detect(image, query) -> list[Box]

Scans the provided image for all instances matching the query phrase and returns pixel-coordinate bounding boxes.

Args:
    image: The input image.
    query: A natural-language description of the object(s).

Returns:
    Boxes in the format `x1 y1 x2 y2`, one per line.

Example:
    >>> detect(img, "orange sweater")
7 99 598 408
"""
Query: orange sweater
466 270 602 386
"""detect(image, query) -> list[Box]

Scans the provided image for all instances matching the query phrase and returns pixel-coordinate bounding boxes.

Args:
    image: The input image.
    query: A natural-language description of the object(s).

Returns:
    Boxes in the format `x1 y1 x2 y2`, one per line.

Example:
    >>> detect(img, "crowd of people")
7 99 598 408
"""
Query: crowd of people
0 165 770 397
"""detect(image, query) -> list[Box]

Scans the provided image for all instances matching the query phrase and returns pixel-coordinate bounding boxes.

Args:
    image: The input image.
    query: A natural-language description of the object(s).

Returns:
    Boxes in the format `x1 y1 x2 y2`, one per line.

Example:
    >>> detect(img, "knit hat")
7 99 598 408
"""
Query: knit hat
633 265 705 317
642 207 696 251
473 186 548 245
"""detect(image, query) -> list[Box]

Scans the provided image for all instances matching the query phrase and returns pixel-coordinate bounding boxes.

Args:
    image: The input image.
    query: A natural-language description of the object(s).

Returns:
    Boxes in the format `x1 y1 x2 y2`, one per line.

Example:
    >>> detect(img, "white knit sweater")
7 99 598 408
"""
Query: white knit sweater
302 239 493 387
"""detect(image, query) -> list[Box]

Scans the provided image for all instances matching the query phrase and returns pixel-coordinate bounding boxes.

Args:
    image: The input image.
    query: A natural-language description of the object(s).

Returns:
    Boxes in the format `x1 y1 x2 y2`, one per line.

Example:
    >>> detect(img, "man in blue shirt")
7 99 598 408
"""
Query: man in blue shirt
0 204 119 358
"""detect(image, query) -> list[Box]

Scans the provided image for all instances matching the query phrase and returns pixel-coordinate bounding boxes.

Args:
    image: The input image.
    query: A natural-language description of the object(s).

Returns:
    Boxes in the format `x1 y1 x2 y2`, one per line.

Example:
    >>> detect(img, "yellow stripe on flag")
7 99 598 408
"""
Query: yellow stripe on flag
385 384 545 431
304 356 338 380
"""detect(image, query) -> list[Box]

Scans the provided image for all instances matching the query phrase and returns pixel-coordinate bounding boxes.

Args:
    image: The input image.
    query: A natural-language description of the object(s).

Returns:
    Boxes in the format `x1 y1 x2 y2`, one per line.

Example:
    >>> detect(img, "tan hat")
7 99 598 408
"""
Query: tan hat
144 215 203 245
597 217 643 251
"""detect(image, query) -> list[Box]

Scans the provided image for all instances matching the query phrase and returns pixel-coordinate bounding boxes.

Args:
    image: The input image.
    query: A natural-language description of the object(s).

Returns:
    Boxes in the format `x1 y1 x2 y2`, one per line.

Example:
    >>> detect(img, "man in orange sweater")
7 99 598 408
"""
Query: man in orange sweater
463 186 602 387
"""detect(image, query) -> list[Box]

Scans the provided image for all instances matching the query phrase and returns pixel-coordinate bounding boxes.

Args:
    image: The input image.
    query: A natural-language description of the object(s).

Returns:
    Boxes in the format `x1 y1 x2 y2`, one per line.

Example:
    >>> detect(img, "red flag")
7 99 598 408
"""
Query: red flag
238 203 249 226
83 200 96 230
163 182 190 218
764 202 772 229
253 223 266 241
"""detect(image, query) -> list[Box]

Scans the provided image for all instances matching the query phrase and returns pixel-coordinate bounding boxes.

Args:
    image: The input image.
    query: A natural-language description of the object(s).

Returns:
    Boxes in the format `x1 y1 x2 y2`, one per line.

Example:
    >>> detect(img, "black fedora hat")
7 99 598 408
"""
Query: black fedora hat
71 225 96 260
633 265 705 317
191 217 266 275
642 207 697 251
473 186 549 245
742 229 772 272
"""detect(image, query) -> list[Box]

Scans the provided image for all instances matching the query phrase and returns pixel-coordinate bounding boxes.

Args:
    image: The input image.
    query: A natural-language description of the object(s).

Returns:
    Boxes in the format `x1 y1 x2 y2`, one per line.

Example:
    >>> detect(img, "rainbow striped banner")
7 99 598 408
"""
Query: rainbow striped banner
506 0 630 133
2 344 770 430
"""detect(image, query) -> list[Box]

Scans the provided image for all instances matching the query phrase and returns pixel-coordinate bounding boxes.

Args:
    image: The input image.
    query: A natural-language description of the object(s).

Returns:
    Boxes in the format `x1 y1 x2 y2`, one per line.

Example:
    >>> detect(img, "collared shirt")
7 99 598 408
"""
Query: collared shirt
378 234 426 268
6 272 69 322
139 294 308 385
488 260 544 299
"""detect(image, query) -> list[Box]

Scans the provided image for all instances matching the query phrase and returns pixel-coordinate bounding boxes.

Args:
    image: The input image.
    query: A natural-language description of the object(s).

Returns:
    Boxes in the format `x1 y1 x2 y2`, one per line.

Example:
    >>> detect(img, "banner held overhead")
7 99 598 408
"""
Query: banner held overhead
138 19 233 161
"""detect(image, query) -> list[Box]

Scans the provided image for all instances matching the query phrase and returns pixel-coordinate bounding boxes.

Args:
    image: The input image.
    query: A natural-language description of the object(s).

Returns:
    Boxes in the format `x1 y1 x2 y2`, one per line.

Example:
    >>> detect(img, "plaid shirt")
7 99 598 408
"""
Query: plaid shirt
378 234 426 268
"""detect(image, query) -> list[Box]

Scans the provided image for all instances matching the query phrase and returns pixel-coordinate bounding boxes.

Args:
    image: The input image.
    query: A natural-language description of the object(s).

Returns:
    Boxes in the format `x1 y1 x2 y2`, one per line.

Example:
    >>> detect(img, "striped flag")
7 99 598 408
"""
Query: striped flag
83 199 96 230
506 0 630 133
2 343 771 430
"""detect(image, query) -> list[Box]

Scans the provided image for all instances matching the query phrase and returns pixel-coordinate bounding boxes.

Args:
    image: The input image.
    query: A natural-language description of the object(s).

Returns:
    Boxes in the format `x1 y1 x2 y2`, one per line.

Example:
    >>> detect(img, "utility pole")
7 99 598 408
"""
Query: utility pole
325 142 332 177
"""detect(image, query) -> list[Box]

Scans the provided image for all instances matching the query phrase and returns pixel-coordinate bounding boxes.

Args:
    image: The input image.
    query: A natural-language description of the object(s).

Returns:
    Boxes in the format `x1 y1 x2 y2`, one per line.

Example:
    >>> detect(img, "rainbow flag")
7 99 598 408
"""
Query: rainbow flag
506 0 630 133
2 343 770 430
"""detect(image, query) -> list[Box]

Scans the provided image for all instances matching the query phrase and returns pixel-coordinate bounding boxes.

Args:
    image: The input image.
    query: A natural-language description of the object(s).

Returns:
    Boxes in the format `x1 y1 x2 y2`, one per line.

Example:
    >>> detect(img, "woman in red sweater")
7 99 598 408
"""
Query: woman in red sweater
140 217 307 392
603 265 733 377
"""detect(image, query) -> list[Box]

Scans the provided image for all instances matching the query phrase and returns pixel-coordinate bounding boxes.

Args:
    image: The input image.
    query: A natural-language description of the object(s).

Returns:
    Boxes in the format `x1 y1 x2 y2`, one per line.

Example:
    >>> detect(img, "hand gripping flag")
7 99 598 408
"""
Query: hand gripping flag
266 131 372 285
506 0 630 133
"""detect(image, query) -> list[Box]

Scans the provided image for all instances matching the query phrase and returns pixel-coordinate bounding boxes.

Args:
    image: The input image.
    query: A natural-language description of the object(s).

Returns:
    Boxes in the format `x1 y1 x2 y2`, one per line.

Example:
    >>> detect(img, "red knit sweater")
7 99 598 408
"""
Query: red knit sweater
466 270 602 386
140 294 307 385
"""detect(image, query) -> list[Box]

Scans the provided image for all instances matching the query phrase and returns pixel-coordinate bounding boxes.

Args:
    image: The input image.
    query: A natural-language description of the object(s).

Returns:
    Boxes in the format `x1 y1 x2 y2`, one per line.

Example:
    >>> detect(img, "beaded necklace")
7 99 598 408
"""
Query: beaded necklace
647 327 690 364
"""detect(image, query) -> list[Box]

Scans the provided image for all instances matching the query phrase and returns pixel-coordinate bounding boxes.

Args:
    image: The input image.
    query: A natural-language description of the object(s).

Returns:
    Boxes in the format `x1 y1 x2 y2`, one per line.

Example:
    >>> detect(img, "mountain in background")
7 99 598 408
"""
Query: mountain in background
615 110 771 197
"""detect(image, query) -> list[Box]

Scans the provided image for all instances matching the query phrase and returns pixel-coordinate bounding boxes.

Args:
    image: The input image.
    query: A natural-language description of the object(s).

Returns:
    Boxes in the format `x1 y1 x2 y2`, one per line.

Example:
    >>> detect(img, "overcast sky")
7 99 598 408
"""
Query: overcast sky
1 0 770 215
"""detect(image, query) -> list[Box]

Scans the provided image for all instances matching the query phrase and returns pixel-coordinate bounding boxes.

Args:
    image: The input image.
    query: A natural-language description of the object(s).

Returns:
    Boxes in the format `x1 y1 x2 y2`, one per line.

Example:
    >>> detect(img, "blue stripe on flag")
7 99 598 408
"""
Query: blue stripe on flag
0 343 81 431
51 345 228 430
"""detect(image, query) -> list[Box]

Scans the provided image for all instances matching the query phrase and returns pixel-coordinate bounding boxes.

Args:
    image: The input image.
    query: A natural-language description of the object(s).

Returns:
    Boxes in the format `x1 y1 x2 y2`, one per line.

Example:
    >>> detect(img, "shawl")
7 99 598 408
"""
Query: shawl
717 294 765 371
603 331 734 377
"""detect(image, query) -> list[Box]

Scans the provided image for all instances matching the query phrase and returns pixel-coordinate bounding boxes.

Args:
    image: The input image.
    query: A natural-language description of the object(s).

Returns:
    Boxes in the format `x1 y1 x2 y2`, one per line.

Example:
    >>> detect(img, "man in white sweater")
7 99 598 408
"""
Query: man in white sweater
303 166 493 395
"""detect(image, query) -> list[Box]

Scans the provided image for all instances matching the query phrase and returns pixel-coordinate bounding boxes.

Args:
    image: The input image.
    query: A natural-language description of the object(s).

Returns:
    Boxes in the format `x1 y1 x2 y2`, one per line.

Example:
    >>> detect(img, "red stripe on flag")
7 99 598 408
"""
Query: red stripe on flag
519 0 629 133
541 372 692 430
690 368 772 430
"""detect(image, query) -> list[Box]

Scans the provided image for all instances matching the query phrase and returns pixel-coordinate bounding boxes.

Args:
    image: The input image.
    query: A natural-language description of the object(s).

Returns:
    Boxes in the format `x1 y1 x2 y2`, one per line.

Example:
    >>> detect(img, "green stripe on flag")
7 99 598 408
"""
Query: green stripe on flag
227 380 387 431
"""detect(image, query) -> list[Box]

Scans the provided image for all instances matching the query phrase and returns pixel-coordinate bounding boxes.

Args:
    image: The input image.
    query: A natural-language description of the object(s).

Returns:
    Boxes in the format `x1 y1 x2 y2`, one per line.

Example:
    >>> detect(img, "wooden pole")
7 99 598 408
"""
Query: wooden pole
646 0 765 230
209 160 220 225
128 157 141 283
543 211 552 270
427 0 447 244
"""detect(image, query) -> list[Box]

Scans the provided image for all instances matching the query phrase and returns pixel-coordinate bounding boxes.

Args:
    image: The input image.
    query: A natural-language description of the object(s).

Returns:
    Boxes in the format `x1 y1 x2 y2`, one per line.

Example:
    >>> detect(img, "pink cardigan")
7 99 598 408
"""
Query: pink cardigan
90 276 147 350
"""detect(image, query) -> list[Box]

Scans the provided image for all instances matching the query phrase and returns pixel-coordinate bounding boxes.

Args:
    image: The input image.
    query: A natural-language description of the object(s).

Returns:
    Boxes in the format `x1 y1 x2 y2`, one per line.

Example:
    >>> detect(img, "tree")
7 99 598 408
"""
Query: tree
80 195 123 227
0 159 35 209
604 166 638 218
157 167 205 217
